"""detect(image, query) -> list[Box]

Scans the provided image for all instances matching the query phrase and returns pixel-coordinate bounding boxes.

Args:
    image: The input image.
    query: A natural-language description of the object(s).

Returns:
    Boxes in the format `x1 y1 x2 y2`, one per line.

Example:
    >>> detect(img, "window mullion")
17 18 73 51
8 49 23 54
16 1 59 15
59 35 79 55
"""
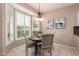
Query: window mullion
24 14 26 36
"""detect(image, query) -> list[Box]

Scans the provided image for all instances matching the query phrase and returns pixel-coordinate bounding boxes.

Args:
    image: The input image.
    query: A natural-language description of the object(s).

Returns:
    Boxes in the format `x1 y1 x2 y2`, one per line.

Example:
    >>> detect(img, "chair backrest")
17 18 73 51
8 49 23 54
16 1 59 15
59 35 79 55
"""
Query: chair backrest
24 34 28 46
24 34 33 47
24 36 31 46
42 34 54 47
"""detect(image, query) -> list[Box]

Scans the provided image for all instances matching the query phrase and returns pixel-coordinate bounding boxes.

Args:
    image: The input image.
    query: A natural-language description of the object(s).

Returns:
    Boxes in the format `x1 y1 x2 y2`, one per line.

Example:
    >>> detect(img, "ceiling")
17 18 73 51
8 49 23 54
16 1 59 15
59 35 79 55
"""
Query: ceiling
27 3 75 14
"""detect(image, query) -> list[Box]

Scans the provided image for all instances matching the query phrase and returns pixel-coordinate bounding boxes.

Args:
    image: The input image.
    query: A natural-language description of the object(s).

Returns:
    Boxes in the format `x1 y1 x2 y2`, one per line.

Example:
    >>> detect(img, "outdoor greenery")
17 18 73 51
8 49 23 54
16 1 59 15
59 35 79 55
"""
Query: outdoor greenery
17 26 29 38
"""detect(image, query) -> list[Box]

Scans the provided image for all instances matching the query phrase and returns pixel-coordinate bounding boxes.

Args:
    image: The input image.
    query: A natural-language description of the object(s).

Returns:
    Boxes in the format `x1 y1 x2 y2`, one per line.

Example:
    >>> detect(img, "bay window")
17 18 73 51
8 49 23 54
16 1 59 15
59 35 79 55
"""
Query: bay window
5 4 33 46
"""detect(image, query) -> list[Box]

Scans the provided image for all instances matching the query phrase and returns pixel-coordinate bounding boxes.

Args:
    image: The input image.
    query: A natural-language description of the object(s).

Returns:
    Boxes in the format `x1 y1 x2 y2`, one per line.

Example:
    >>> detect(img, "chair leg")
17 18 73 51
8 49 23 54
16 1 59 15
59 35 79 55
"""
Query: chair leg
52 45 54 50
41 49 44 56
40 49 42 56
25 47 28 56
50 47 52 56
26 49 28 56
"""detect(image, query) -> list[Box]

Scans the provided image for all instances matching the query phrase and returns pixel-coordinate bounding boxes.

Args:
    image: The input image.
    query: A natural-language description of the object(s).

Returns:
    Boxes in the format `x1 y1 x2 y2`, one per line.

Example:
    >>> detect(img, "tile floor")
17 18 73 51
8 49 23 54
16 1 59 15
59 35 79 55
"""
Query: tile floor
7 43 79 56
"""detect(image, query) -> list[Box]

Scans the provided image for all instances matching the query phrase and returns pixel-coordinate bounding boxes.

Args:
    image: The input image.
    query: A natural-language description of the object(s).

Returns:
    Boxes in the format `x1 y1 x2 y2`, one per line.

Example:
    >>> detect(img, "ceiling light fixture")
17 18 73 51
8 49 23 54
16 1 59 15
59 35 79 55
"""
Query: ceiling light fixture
36 3 43 21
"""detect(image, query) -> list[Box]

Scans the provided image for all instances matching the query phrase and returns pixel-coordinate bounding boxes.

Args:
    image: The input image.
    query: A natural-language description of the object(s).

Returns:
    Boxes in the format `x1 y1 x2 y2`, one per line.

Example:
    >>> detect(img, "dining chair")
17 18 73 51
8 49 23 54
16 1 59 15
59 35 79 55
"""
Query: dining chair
24 35 34 56
40 34 54 56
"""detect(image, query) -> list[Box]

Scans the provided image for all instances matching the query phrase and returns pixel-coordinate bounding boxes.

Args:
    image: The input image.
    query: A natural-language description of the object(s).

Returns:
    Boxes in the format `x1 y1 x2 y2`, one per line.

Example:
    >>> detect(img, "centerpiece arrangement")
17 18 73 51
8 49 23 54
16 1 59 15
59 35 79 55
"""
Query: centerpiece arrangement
36 31 43 38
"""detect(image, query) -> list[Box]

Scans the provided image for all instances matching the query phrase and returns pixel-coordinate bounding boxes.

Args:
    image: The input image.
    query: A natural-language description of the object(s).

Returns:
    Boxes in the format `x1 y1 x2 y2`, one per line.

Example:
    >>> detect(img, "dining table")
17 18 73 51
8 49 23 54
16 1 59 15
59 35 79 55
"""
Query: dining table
29 37 42 56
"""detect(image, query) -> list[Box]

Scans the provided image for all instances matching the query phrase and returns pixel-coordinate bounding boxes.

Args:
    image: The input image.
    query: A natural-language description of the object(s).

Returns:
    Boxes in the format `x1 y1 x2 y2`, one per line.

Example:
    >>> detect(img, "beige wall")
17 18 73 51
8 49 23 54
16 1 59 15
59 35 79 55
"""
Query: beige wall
0 4 3 55
0 4 5 55
42 4 79 47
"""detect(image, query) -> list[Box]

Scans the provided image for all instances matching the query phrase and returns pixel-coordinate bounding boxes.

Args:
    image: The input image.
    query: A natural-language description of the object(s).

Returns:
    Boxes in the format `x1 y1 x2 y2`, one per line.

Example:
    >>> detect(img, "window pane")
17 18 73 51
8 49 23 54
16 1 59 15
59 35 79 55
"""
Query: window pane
25 15 31 37
16 11 25 38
